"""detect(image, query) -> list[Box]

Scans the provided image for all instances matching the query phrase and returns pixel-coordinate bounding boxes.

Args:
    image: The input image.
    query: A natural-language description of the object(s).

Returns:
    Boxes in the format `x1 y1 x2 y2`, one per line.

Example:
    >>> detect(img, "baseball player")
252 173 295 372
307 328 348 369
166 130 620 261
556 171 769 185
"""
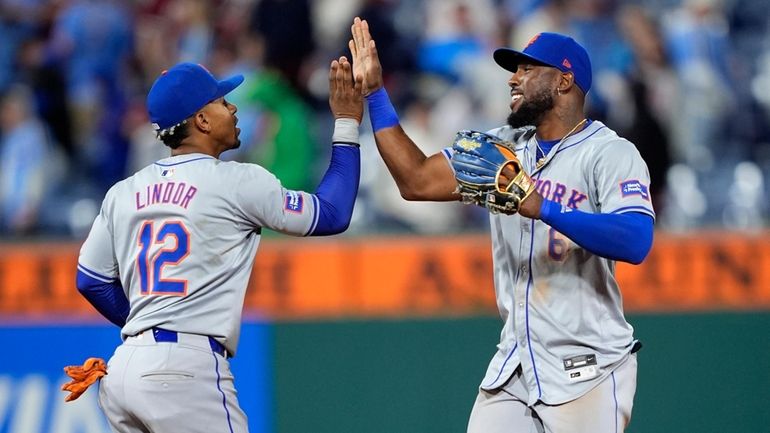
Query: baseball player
350 18 654 433
72 58 363 432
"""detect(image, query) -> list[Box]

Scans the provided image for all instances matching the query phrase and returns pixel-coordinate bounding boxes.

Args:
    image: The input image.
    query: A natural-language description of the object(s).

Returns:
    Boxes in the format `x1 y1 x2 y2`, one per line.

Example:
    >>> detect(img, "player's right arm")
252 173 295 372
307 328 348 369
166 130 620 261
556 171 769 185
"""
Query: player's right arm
76 194 130 327
350 17 458 202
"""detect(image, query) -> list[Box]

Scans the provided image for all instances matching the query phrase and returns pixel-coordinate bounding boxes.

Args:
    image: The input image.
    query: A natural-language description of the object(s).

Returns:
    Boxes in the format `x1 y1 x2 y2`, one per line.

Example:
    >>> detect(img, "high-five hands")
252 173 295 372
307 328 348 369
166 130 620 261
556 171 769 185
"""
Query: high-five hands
329 56 364 123
349 17 383 96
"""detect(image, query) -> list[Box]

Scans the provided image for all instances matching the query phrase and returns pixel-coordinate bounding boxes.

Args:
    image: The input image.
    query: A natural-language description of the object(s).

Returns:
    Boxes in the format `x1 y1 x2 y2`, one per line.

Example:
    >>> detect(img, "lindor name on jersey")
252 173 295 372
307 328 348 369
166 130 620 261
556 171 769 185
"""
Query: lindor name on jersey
135 182 198 210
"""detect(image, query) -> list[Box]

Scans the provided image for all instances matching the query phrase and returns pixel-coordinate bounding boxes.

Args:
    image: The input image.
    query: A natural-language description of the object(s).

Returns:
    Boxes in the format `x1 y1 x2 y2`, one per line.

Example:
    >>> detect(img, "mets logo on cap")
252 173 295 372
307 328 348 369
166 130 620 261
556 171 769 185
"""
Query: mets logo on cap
526 33 541 48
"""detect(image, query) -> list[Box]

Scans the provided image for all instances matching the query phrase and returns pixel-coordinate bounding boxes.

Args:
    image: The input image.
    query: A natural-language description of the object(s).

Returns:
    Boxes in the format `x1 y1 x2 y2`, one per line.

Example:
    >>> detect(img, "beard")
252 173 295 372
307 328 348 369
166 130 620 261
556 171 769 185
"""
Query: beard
507 87 556 128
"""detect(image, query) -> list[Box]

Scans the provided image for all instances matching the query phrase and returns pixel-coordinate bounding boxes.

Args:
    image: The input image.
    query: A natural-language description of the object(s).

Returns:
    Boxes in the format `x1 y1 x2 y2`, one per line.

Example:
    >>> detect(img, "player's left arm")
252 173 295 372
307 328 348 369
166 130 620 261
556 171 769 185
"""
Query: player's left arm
538 204 653 264
77 199 130 326
76 271 129 327
531 138 655 264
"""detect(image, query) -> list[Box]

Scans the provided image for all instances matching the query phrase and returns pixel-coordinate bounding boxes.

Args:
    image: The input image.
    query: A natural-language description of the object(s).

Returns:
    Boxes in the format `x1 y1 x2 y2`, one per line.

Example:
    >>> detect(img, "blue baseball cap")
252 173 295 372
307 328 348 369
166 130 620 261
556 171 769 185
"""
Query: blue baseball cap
493 32 592 94
147 63 244 131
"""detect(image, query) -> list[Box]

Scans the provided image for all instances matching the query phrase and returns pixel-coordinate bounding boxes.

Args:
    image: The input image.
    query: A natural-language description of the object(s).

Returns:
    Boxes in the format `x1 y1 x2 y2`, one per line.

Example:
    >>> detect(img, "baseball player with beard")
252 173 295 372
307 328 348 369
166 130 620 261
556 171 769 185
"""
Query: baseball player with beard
350 18 654 433
71 58 363 432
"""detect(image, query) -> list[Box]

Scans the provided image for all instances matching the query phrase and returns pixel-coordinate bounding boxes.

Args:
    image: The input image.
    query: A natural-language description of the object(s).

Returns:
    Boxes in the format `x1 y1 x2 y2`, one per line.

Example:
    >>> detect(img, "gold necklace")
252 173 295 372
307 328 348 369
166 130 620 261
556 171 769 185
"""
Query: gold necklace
535 118 588 169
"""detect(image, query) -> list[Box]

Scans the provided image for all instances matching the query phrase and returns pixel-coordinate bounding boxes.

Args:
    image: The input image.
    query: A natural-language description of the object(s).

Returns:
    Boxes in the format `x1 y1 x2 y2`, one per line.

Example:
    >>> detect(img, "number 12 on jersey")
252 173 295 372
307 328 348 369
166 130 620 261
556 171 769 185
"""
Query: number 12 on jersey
136 220 190 295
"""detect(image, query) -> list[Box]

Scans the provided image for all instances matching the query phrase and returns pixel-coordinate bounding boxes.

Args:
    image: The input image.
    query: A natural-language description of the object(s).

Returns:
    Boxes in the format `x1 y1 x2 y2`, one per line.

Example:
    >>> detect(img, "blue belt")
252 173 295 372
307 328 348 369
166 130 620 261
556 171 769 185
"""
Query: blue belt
152 328 229 358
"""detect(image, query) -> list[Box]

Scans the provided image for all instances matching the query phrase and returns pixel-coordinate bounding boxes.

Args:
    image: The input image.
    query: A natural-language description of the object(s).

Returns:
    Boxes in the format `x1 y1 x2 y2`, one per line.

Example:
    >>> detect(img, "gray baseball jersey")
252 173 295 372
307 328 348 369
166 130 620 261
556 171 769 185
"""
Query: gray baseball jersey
467 354 637 433
78 153 318 356
447 120 654 406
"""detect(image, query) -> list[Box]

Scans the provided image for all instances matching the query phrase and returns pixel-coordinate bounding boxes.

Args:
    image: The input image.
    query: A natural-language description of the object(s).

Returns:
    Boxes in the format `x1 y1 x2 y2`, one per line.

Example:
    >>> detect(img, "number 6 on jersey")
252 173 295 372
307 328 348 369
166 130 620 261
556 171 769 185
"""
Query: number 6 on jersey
548 228 570 261
136 220 190 295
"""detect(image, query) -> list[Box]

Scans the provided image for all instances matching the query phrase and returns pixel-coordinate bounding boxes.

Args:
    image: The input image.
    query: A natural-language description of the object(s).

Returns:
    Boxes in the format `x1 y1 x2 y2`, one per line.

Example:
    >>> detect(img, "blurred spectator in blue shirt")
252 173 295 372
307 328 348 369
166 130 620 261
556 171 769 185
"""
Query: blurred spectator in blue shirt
167 0 213 64
662 0 736 169
0 85 60 234
418 1 494 83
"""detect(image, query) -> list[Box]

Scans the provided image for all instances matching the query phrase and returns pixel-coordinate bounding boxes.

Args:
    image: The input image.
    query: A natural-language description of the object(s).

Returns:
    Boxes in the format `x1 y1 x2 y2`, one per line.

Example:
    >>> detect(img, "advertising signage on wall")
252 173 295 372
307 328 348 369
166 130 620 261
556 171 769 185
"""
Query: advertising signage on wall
0 326 117 433
1 233 769 320
0 324 272 433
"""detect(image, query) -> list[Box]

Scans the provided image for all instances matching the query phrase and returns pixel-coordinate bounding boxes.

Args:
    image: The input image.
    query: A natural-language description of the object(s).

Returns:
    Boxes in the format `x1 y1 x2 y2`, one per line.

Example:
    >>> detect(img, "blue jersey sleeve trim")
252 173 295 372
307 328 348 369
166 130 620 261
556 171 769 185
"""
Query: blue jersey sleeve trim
154 156 215 167
610 206 656 219
76 270 130 327
540 199 653 264
305 194 321 236
309 145 360 236
441 148 455 173
77 263 117 283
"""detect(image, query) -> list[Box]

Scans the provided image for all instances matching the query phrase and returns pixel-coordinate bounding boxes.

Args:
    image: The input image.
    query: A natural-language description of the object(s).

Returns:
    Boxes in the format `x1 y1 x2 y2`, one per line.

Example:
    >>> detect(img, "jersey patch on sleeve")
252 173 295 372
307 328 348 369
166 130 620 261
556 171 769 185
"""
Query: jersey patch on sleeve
284 191 304 213
619 180 650 201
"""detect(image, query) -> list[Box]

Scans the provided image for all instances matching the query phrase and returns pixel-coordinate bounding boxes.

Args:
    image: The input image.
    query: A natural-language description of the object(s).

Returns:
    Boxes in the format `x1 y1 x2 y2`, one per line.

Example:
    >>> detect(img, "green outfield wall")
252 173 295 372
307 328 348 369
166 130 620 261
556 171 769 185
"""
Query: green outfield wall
273 312 770 433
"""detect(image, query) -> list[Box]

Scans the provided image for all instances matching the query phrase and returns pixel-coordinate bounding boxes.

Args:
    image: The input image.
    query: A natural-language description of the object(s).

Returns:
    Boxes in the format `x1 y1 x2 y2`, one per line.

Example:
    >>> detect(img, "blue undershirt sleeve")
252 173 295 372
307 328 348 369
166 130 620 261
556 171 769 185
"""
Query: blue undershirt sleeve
539 199 653 264
76 270 130 327
310 144 360 235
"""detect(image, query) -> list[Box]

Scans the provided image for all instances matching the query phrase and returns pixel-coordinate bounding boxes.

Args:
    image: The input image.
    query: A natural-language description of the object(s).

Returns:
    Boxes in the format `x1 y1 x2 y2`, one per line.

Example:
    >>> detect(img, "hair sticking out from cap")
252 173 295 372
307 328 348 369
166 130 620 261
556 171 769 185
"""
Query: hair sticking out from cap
156 119 188 139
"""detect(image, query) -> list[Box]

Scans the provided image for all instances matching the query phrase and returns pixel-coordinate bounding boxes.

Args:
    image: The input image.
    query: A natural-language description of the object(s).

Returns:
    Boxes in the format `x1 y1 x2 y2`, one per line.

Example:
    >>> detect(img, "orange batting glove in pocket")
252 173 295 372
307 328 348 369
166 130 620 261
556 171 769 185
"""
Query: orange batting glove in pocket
61 357 107 402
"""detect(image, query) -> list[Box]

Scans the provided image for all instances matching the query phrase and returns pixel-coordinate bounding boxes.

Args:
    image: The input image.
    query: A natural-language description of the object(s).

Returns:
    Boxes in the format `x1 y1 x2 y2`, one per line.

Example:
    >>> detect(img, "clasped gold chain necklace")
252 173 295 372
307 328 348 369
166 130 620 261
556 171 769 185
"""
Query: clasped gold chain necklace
535 118 588 169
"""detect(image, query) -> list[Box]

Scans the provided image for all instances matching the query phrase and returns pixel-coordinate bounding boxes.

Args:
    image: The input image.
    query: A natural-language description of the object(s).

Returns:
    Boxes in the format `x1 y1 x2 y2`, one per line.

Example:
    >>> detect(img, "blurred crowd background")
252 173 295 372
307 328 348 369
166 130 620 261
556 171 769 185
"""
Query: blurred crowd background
1 0 770 239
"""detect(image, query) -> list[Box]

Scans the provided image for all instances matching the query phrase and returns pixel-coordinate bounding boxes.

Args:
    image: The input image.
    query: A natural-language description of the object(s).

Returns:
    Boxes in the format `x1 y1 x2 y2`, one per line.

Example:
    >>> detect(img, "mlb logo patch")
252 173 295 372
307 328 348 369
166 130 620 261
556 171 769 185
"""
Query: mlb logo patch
620 180 650 201
284 191 304 213
161 168 175 178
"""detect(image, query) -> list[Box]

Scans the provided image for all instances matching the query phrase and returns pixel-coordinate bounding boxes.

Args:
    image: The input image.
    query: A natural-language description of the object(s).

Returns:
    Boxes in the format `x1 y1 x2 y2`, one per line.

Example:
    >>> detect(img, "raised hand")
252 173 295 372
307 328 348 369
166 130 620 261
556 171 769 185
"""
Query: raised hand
349 17 383 96
329 56 364 123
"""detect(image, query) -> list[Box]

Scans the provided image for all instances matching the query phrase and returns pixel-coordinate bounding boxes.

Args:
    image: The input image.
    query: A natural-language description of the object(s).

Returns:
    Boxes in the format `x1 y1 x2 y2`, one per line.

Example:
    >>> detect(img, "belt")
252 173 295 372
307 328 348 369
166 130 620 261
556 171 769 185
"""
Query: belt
152 328 229 358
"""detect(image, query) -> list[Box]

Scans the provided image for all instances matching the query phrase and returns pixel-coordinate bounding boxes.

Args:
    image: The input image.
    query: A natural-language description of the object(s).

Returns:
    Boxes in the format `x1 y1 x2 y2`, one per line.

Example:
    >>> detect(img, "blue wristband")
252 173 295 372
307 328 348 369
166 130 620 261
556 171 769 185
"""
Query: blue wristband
367 87 399 132
540 198 561 220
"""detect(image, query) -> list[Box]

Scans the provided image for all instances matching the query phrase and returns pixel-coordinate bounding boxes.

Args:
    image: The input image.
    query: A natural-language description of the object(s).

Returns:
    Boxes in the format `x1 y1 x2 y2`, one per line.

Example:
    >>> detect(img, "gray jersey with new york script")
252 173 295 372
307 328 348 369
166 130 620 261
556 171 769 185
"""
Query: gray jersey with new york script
78 153 319 356
449 120 654 406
